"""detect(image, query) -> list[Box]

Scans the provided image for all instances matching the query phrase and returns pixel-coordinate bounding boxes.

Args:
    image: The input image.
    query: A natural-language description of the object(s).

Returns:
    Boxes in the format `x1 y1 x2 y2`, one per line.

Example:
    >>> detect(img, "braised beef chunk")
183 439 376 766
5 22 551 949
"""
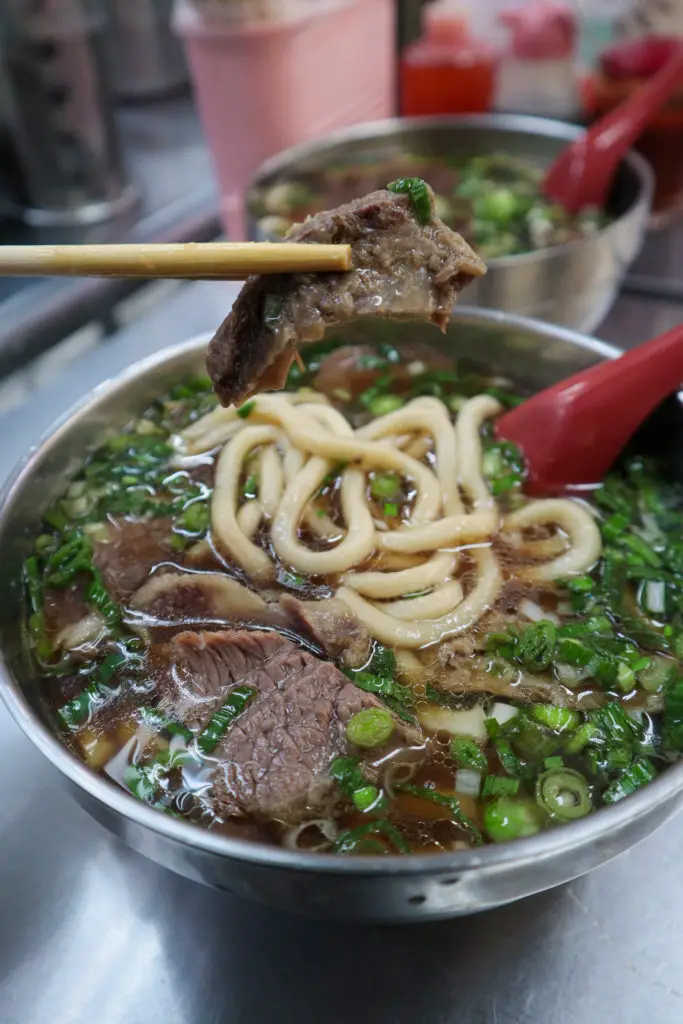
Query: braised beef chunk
279 594 372 669
152 628 293 731
93 518 174 602
207 185 486 407
213 665 389 825
152 627 419 824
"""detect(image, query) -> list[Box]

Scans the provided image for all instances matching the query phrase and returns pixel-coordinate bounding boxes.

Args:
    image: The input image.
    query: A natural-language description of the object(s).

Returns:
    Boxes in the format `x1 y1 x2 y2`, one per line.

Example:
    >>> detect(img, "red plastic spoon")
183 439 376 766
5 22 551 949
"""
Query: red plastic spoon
543 39 683 212
495 323 683 494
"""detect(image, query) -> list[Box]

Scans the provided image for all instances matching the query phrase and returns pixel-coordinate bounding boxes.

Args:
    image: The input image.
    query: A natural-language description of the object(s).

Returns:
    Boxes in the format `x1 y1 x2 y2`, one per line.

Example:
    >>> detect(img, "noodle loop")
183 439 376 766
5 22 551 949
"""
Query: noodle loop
195 390 602 646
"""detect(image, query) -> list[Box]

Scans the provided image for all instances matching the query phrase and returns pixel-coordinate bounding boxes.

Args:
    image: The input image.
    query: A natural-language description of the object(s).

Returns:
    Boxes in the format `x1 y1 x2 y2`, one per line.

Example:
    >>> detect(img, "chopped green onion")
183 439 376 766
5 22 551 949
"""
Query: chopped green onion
334 820 409 855
483 796 543 843
564 720 603 755
483 775 519 797
352 785 382 812
530 705 580 734
242 474 258 500
399 784 483 846
603 757 657 804
349 656 415 725
536 768 592 821
57 678 119 732
370 473 400 500
485 718 525 777
638 656 674 694
544 755 564 769
386 177 432 225
383 502 399 518
197 685 256 754
236 400 256 420
663 676 683 752
586 744 631 776
330 756 386 813
450 736 488 772
280 568 306 588
473 187 520 225
368 394 404 417
346 707 395 748
482 439 525 495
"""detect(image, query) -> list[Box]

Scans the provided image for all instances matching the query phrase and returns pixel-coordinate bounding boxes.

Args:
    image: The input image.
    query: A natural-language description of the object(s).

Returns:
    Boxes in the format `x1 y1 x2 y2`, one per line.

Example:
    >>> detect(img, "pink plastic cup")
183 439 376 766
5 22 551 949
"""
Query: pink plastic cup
174 0 395 239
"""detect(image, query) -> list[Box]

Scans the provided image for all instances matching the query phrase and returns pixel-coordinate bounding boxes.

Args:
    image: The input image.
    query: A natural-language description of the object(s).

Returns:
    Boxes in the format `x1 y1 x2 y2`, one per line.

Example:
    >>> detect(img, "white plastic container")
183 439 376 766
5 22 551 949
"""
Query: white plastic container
174 0 394 239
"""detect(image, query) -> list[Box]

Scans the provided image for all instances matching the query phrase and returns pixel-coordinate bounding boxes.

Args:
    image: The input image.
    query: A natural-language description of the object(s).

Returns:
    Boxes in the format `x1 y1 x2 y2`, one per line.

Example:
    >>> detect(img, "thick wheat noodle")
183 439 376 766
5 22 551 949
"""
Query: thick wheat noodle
503 499 602 580
282 444 305 484
271 458 376 574
304 509 342 540
236 499 263 540
279 422 343 541
301 403 357 539
253 397 442 524
337 548 502 648
402 435 433 461
258 445 284 519
302 402 354 436
381 580 464 621
343 551 456 598
376 510 499 554
370 551 428 571
358 396 462 514
394 649 427 681
180 391 329 454
506 531 569 559
181 417 245 456
212 425 278 581
456 395 502 509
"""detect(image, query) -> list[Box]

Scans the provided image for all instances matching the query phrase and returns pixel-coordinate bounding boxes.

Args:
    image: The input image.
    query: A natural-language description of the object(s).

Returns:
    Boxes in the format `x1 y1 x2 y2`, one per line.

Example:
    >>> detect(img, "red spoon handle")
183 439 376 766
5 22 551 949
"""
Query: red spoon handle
590 43 683 159
496 323 683 491
544 41 683 210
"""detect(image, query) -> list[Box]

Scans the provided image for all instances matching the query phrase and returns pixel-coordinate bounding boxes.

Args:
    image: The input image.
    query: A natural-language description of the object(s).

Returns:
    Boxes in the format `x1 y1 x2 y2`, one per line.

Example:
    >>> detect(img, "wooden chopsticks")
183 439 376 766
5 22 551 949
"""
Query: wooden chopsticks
0 242 352 279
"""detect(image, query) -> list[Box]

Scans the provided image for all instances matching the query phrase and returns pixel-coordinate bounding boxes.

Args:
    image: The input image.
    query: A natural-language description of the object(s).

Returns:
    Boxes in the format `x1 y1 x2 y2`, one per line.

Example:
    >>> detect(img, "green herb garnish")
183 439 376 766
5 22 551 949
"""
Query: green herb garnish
197 685 256 754
386 177 432 225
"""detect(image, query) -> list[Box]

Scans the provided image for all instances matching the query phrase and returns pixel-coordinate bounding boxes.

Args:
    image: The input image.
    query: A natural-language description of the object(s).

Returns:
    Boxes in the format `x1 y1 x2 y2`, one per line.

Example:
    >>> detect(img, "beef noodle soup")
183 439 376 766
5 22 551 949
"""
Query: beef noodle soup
22 337 683 856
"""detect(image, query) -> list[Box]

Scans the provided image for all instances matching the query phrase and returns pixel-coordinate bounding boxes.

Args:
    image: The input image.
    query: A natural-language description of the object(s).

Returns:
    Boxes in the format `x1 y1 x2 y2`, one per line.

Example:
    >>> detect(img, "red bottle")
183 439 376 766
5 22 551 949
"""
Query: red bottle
400 7 498 117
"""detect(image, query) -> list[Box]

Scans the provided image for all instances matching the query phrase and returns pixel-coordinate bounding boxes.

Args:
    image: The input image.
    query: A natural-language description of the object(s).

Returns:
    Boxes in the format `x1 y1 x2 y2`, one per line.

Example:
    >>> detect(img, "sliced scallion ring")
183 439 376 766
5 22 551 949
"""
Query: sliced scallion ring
535 767 592 821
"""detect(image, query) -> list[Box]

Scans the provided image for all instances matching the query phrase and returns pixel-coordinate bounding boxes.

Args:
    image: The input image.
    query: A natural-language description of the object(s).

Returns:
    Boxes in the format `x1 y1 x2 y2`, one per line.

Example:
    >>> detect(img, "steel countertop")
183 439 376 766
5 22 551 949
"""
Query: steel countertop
1 282 682 1024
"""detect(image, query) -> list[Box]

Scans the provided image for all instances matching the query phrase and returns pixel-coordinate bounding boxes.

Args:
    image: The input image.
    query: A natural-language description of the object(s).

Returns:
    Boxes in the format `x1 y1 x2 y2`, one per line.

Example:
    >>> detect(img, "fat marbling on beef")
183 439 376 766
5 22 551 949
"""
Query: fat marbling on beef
207 185 486 407
152 628 420 824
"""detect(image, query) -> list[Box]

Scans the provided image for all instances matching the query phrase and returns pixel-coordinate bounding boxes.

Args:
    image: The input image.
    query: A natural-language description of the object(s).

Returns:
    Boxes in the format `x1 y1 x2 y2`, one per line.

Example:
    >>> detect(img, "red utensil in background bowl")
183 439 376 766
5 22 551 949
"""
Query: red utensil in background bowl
582 35 683 217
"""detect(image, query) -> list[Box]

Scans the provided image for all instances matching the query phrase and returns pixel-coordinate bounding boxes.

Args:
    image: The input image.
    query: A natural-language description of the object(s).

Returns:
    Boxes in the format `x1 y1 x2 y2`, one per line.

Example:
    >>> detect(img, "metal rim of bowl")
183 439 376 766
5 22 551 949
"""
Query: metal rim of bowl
0 306 678 881
247 112 655 268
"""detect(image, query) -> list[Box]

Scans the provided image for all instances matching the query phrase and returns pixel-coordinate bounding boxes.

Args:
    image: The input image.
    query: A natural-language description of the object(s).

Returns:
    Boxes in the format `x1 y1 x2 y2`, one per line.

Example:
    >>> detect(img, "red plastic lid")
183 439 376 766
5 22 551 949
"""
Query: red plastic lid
500 1 576 60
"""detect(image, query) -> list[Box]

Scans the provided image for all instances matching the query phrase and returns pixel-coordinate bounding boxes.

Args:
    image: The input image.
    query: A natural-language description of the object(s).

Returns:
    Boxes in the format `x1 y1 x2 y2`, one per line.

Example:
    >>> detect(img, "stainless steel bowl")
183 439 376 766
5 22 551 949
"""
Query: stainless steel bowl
246 114 654 334
1 310 680 924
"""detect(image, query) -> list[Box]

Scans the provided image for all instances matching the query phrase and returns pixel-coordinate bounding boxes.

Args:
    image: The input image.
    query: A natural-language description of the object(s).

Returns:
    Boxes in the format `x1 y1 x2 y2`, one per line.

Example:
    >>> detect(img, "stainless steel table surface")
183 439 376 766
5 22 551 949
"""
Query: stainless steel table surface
1 284 682 1024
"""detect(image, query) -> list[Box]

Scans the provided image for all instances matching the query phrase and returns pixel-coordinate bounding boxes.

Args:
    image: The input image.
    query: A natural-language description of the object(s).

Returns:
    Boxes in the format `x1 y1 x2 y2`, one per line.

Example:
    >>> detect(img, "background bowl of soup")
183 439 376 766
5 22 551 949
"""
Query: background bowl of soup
1 309 682 923
246 114 653 334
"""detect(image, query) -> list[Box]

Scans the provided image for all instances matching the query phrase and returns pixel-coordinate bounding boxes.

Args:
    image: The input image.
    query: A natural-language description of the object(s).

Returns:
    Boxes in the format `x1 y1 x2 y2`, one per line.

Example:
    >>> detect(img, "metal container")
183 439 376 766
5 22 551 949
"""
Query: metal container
105 0 188 101
246 114 654 333
0 0 137 226
1 310 681 923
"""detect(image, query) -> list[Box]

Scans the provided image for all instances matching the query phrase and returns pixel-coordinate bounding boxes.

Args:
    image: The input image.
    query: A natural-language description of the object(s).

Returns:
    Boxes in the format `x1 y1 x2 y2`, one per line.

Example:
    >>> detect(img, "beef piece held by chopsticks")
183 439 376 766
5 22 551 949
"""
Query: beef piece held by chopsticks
207 181 486 407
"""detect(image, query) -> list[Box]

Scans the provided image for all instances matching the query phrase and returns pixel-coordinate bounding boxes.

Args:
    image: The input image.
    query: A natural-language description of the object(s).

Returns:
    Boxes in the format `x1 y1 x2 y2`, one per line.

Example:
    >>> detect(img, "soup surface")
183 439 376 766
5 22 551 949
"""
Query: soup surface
22 337 683 855
251 152 609 258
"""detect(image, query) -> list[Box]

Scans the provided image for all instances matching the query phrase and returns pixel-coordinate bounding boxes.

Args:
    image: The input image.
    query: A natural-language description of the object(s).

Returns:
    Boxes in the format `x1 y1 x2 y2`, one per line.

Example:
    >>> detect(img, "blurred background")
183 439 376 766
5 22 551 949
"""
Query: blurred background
0 0 680 402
